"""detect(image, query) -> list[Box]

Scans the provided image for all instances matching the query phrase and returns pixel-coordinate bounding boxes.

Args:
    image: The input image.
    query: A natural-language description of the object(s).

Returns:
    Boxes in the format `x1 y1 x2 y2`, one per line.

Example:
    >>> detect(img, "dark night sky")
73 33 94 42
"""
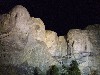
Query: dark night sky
0 0 100 36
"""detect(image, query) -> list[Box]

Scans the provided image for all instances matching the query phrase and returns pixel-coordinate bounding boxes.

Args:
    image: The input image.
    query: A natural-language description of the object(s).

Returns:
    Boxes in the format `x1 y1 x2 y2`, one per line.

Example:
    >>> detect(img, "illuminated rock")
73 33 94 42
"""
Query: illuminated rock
67 29 92 74
86 24 100 30
30 17 45 42
0 5 31 65
67 26 100 75
27 40 58 71
86 25 100 75
45 30 59 56
0 5 100 75
58 36 67 56
67 29 91 53
0 5 58 72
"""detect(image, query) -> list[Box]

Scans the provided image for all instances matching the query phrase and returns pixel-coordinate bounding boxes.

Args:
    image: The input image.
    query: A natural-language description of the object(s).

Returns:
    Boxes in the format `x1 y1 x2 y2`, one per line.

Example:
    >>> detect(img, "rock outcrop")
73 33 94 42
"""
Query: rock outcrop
86 25 100 75
45 30 59 56
0 5 58 73
58 36 67 57
67 29 92 75
0 5 100 75
30 17 45 42
67 26 100 75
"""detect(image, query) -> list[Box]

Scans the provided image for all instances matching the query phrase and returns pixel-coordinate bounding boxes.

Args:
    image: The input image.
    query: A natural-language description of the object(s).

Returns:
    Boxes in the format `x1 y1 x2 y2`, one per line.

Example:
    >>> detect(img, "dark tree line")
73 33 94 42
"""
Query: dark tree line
46 60 81 75
0 60 81 75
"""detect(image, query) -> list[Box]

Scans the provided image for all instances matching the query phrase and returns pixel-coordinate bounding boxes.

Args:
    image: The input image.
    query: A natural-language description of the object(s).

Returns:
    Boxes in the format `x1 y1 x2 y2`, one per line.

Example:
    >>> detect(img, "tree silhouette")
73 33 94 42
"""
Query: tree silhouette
46 65 60 75
69 60 81 75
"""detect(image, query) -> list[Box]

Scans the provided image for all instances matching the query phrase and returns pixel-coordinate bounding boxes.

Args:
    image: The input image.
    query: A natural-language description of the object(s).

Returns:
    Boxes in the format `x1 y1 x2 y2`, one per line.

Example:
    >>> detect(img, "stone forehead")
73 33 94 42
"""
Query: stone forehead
10 5 30 19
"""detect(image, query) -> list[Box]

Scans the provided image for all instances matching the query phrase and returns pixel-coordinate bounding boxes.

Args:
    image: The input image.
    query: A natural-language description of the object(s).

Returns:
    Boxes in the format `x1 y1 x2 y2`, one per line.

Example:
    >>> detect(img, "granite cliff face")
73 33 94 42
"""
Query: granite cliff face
67 26 100 75
45 30 59 56
0 5 58 72
67 29 93 75
0 5 100 75
86 25 100 74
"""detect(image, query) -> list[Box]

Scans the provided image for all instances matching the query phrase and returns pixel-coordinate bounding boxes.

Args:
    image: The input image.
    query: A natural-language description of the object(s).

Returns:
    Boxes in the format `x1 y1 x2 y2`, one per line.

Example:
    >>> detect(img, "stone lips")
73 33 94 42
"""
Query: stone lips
0 5 100 75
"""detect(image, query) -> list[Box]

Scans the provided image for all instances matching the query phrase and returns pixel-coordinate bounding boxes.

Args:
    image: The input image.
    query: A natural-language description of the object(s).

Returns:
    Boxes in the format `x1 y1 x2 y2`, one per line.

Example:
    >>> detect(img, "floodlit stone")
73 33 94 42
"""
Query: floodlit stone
58 36 67 56
67 26 100 75
45 30 59 56
0 5 100 75
0 5 58 72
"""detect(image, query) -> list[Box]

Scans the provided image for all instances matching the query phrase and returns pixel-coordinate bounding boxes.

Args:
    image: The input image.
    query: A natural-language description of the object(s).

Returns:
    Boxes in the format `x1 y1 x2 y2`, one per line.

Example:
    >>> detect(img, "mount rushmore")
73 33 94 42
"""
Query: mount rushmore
0 5 100 75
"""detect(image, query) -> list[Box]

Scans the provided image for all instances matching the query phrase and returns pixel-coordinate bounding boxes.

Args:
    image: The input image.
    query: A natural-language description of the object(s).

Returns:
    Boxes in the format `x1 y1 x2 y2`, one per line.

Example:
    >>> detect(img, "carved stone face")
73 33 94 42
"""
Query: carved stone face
0 12 18 35
0 14 12 34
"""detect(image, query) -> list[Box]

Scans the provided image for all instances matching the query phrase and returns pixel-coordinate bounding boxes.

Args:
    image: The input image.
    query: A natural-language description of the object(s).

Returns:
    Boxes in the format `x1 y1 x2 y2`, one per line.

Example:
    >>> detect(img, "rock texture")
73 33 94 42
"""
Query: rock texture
0 5 100 75
45 30 59 56
30 17 45 42
67 29 92 75
86 25 100 75
0 5 58 72
67 26 100 75
58 36 67 57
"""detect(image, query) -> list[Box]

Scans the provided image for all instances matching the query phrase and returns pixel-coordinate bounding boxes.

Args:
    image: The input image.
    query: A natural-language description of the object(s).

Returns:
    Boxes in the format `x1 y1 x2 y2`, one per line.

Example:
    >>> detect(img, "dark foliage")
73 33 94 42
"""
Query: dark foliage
0 60 82 75
46 65 60 75
68 60 81 75
0 62 34 75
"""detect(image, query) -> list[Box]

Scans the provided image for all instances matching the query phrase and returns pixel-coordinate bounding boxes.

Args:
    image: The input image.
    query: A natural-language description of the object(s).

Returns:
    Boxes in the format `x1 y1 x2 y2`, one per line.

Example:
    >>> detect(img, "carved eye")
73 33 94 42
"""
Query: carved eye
35 25 40 30
15 14 18 19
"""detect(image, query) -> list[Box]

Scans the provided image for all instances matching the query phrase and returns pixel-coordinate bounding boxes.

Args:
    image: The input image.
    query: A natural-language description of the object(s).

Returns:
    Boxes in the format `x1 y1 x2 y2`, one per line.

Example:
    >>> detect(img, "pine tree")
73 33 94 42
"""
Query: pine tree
46 65 60 75
69 60 81 75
